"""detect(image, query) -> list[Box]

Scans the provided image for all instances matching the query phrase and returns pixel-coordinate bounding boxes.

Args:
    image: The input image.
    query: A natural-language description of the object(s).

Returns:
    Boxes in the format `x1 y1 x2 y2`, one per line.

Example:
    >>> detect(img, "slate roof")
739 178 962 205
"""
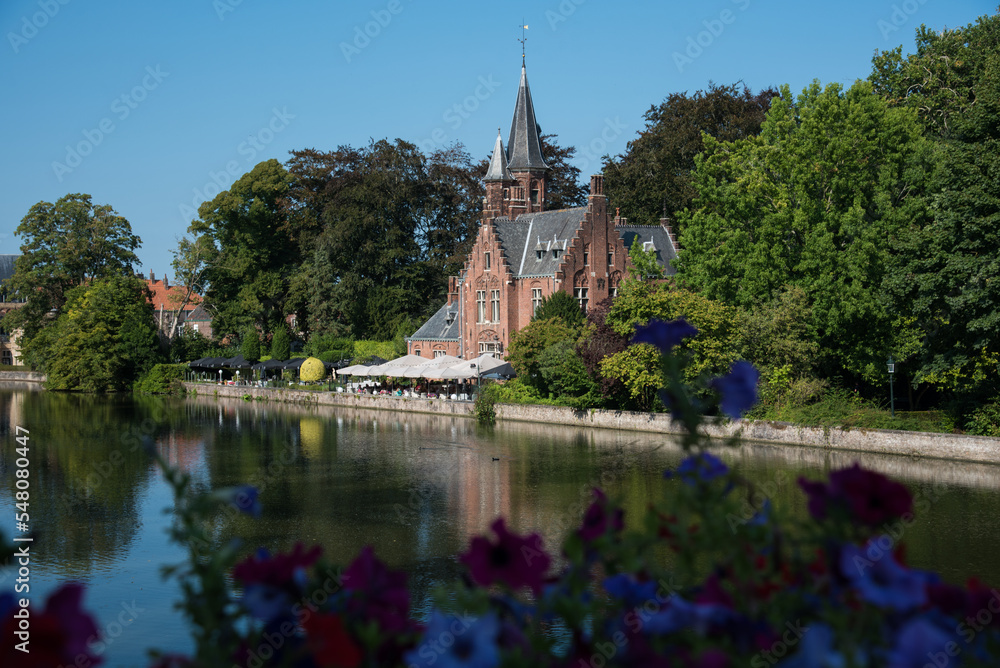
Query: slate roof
495 207 587 278
506 63 549 171
409 301 460 342
483 130 514 182
0 255 18 283
616 225 678 275
186 305 212 322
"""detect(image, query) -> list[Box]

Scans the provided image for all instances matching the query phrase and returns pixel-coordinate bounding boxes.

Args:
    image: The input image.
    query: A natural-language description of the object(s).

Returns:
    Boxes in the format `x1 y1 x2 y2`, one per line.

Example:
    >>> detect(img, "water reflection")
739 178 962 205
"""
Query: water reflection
0 390 997 667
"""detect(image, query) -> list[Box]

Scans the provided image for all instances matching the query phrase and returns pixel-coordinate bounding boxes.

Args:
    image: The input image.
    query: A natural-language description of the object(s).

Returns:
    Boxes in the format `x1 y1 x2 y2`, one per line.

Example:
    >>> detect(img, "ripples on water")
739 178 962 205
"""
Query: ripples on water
0 388 998 666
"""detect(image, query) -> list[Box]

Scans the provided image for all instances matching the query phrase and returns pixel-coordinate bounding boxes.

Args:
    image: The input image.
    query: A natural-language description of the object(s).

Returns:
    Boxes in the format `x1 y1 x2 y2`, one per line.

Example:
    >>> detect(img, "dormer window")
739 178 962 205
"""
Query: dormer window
484 252 491 271
552 249 561 259
536 250 543 260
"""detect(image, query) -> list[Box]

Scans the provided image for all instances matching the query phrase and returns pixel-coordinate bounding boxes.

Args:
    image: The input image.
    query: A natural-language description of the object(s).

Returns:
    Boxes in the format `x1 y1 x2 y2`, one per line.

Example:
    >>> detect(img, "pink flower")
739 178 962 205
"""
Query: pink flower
460 518 551 595
798 463 912 526
233 542 322 589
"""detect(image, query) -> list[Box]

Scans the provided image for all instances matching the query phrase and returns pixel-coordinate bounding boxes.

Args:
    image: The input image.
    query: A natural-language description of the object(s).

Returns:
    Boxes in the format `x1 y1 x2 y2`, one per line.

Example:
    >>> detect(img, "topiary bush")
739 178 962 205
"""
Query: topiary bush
299 357 326 382
134 363 189 394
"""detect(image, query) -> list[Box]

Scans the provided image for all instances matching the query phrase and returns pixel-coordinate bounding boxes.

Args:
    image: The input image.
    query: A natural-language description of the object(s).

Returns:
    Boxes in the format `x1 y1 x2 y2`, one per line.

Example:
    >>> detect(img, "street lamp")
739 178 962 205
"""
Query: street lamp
887 355 895 417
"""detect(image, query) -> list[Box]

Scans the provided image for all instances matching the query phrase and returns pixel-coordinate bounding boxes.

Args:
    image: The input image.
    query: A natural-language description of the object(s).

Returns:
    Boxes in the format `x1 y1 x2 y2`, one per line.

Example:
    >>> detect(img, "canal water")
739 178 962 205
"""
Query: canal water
0 387 998 666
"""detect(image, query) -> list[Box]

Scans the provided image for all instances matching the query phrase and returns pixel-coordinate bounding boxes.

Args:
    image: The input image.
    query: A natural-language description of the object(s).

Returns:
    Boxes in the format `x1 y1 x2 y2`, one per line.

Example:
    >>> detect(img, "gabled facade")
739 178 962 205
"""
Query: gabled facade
141 271 209 339
408 63 678 360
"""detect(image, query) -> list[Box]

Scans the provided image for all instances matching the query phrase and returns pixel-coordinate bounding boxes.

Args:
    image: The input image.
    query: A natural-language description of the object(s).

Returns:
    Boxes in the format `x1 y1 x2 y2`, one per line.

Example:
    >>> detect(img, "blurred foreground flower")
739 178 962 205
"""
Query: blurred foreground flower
459 518 551 595
0 583 102 668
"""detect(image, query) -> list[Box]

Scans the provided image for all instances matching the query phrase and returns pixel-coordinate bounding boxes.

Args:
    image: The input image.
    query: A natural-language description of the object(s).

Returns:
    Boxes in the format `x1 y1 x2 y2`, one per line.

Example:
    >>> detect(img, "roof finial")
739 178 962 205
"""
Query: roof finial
519 21 528 60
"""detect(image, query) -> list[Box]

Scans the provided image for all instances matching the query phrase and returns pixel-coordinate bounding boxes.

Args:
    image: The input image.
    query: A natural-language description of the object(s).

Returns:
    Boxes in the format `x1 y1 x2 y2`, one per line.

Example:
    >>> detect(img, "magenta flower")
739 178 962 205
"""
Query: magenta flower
460 518 551 595
341 545 412 633
798 463 913 526
631 318 698 353
233 542 322 622
577 489 624 542
0 583 103 668
711 361 760 418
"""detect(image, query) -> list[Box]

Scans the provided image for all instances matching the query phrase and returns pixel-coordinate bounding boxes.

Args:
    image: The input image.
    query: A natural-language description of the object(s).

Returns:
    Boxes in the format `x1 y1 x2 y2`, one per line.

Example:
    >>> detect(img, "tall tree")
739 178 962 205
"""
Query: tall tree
540 134 587 210
4 194 141 367
676 80 930 382
42 275 161 391
603 82 778 228
167 234 213 340
191 159 296 338
872 12 1000 398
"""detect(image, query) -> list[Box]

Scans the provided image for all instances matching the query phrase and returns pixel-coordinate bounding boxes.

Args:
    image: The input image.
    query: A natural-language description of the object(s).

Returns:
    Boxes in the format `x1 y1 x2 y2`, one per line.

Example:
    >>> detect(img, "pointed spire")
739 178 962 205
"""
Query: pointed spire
484 129 514 182
506 62 549 172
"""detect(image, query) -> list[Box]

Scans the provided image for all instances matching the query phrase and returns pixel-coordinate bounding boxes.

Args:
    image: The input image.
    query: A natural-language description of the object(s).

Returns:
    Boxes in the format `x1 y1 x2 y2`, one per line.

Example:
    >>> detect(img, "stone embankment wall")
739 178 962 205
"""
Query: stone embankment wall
0 371 45 382
183 383 1000 465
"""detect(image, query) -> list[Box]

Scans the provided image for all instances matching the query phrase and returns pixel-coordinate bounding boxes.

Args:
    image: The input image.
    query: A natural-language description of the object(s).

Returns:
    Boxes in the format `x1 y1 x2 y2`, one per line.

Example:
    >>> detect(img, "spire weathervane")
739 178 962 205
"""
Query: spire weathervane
519 21 528 59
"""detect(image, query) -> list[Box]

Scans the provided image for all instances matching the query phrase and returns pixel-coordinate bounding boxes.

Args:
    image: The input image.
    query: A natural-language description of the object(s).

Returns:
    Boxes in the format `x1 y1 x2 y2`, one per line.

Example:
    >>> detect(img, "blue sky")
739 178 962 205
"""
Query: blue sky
1 0 994 277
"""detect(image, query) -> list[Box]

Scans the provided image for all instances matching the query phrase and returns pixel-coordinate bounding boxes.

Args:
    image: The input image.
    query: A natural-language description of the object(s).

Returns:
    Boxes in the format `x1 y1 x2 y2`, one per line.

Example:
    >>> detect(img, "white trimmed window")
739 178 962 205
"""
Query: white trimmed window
490 290 500 322
484 252 491 270
574 287 589 313
476 290 486 323
433 350 446 358
531 288 543 314
480 342 501 357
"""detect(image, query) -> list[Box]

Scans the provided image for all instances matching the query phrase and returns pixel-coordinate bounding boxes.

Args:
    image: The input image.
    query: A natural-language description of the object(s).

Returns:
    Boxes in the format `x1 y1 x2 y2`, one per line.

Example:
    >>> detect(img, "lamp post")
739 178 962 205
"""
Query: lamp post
887 355 895 417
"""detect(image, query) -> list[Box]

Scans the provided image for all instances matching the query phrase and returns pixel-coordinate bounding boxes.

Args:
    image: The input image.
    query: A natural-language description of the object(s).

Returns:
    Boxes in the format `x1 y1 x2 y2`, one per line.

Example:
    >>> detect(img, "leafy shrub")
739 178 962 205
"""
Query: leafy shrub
473 384 496 426
353 340 396 361
134 364 188 395
270 326 291 361
965 402 1000 436
299 357 326 382
240 325 260 363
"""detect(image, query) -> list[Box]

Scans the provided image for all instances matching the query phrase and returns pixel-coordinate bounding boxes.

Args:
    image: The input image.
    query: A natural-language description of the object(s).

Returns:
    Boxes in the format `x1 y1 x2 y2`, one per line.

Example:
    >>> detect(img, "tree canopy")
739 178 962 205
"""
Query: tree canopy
603 82 778 227
4 194 142 367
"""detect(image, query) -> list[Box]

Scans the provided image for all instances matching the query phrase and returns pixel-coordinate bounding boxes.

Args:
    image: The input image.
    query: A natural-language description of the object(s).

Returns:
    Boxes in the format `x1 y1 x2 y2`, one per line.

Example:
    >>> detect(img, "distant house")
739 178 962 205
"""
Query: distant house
0 255 25 365
407 62 678 360
141 271 210 340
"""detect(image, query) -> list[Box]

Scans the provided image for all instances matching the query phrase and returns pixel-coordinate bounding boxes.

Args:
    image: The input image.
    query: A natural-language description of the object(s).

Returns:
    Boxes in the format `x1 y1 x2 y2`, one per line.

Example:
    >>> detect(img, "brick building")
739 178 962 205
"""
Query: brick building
0 255 25 365
141 271 210 340
407 62 679 360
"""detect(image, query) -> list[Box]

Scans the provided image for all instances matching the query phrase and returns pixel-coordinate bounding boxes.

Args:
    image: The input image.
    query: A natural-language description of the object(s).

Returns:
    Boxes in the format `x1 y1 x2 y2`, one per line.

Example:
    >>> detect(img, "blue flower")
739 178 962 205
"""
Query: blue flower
839 542 929 611
405 610 500 668
241 583 292 624
666 452 729 486
229 485 261 518
631 318 698 353
604 574 660 607
779 623 858 668
642 596 731 635
885 617 956 668
711 361 760 418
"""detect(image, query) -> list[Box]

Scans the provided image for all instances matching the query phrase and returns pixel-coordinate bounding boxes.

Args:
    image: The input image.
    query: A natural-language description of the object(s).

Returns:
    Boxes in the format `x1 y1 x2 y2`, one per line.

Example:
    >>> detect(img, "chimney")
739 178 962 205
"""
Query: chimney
149 270 154 281
589 174 605 197
163 274 169 288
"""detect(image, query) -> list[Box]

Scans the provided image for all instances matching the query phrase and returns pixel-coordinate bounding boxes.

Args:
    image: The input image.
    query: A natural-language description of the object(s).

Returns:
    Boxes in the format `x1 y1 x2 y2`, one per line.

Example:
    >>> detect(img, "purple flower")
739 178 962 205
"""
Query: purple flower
631 318 698 353
341 545 413 633
460 518 551 596
577 489 624 542
405 610 500 668
711 361 760 418
798 464 913 526
0 583 103 667
666 452 729 486
840 541 929 611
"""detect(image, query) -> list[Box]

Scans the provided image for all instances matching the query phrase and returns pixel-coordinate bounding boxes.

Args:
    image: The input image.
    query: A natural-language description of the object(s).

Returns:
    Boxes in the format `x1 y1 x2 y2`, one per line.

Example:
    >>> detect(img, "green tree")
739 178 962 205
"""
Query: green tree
506 317 580 394
537 340 596 400
167 234 213 340
676 80 930 383
240 325 260 363
540 134 588 210
603 82 778 227
270 326 291 361
4 194 141 365
873 12 1000 398
627 238 665 281
741 286 821 378
191 159 296 339
531 291 585 329
43 276 161 392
